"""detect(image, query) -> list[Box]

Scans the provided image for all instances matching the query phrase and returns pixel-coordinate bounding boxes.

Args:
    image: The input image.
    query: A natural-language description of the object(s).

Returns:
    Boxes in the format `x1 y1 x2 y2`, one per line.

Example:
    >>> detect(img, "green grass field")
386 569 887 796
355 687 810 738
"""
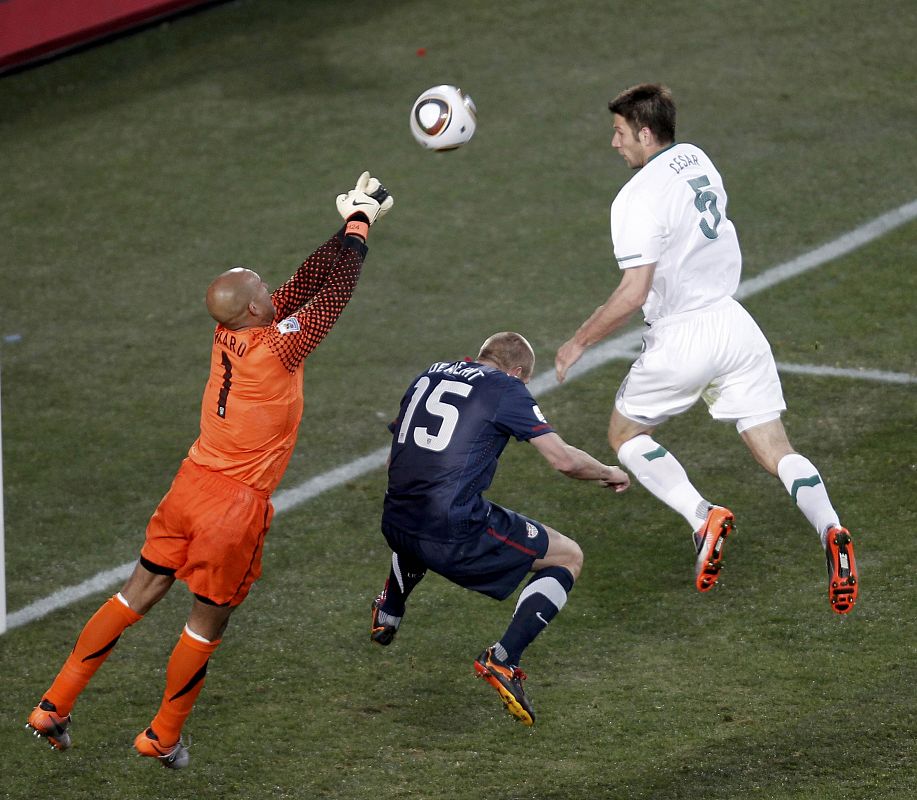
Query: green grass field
1 0 915 797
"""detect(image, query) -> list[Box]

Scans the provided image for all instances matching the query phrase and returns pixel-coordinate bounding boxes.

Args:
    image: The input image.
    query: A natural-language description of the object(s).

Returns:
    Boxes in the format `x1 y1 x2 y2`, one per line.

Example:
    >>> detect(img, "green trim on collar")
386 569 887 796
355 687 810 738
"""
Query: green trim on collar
647 142 678 164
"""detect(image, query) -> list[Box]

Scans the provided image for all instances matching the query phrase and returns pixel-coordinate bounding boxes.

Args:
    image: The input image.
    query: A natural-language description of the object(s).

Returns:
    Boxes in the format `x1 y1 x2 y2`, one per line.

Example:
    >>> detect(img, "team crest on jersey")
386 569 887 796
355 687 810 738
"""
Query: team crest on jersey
532 404 547 424
526 522 539 539
277 316 301 335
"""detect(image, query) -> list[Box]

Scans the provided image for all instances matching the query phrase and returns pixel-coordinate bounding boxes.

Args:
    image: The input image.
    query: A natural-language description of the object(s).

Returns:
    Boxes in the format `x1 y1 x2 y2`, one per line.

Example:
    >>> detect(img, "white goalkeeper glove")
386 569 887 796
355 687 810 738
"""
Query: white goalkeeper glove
335 171 394 226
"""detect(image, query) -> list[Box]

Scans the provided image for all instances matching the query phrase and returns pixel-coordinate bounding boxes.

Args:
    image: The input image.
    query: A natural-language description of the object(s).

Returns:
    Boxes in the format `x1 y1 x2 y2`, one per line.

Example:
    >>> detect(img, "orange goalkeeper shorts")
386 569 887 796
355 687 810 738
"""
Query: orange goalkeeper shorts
141 458 274 606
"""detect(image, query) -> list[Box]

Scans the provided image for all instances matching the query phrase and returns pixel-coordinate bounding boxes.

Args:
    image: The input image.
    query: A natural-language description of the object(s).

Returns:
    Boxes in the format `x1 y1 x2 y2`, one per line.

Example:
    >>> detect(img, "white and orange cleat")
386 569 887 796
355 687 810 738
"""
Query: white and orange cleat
694 506 735 592
26 699 72 751
824 526 858 614
134 727 190 769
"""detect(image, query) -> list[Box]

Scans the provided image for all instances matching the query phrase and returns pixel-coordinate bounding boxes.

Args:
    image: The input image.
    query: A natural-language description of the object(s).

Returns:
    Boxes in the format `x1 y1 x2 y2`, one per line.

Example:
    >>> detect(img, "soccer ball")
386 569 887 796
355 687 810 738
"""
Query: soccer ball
409 85 477 151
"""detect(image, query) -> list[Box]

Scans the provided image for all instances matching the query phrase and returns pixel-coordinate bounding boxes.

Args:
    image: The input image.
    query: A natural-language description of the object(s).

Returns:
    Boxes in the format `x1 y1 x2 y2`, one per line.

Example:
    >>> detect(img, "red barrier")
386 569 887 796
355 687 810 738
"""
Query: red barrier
0 0 216 73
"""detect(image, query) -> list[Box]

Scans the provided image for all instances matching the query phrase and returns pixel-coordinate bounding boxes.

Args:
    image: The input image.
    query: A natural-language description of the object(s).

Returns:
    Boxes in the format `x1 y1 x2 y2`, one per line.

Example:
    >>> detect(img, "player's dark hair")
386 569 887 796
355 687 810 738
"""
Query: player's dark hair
477 332 535 380
608 83 676 144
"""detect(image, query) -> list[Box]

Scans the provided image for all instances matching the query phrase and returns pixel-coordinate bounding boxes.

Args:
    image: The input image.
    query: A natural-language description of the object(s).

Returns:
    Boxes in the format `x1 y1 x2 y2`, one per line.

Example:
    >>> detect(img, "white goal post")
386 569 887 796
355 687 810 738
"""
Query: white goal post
0 361 7 634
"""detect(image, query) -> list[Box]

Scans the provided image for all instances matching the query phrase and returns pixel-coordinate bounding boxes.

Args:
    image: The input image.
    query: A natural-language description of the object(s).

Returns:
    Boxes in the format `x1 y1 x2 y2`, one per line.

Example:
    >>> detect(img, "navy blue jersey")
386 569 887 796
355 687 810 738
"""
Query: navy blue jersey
382 360 554 541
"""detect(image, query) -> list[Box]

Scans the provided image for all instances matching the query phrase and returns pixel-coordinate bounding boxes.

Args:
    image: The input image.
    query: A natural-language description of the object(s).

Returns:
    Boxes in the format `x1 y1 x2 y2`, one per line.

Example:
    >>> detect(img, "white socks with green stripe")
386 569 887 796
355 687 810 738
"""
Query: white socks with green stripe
617 434 709 530
777 453 839 545
617 436 841 545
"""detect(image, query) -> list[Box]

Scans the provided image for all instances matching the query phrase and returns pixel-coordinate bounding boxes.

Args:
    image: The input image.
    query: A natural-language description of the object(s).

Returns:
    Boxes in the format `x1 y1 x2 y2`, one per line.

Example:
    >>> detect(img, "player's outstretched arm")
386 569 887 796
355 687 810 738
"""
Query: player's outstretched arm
555 263 655 383
266 244 367 372
273 172 393 320
272 233 347 320
530 432 630 492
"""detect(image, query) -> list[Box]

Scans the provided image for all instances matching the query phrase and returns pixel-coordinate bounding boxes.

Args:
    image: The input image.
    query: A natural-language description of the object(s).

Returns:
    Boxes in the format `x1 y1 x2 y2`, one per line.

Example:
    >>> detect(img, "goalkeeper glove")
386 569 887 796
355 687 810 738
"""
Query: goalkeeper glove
336 171 394 228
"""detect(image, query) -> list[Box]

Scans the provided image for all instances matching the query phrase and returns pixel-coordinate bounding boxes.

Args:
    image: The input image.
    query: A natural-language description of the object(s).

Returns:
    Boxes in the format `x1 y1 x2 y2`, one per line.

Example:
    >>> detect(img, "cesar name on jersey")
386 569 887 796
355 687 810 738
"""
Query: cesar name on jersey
668 152 700 175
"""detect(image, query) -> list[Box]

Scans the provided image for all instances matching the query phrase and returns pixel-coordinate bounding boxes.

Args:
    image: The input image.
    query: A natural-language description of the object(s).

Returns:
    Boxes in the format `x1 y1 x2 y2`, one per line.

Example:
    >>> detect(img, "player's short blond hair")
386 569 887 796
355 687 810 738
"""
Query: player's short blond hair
477 332 535 379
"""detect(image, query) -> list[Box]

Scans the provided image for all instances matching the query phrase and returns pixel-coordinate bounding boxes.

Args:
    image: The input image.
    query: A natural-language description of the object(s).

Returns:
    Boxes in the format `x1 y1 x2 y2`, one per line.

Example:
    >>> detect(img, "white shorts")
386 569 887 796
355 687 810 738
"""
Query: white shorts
615 296 786 427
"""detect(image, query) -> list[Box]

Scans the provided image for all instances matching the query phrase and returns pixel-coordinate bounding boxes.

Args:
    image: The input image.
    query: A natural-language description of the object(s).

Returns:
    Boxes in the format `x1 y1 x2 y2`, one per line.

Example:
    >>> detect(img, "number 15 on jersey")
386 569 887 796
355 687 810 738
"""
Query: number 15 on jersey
396 377 472 452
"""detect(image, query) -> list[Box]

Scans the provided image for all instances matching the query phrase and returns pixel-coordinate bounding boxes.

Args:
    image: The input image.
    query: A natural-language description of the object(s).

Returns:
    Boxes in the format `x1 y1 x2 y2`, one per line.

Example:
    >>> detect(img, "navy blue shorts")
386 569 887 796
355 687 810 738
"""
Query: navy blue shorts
381 503 549 600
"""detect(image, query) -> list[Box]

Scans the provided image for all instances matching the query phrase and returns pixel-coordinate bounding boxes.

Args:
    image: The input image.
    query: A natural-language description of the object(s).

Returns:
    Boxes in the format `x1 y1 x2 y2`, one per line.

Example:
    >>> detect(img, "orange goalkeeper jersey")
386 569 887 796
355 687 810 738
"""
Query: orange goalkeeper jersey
188 230 367 495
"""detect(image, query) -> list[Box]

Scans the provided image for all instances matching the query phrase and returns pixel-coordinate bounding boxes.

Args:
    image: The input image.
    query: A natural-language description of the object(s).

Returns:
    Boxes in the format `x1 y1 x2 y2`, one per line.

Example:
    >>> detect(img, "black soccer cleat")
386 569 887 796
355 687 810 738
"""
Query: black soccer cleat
370 597 400 646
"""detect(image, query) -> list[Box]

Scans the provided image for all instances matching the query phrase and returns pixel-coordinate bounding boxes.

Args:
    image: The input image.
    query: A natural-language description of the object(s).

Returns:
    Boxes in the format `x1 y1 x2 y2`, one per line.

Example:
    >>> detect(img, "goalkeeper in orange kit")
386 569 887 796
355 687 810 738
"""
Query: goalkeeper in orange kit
26 172 394 769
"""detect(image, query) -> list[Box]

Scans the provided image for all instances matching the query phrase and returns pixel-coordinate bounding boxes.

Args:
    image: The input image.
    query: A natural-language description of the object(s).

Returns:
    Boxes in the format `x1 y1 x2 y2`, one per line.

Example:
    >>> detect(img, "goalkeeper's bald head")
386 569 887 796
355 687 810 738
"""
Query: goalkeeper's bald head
206 268 275 330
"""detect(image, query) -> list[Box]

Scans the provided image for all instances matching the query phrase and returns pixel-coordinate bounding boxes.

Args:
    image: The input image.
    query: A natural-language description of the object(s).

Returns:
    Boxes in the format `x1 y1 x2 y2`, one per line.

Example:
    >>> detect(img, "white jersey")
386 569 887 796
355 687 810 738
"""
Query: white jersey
610 142 741 324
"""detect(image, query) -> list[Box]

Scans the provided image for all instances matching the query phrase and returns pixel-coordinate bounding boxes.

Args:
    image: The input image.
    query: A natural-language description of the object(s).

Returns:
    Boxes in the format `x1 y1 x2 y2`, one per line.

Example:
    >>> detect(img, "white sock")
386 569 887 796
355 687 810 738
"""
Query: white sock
617 434 709 530
777 453 839 544
376 609 401 627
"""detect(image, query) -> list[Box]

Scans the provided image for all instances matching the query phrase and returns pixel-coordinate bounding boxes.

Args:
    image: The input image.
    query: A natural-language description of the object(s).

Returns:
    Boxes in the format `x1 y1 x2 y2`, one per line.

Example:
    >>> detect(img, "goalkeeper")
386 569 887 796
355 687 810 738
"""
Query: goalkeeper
26 173 393 769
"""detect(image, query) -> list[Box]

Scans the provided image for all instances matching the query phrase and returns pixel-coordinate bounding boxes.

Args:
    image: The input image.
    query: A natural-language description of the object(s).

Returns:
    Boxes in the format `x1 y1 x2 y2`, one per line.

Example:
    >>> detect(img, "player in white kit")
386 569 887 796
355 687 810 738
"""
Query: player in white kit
555 84 858 614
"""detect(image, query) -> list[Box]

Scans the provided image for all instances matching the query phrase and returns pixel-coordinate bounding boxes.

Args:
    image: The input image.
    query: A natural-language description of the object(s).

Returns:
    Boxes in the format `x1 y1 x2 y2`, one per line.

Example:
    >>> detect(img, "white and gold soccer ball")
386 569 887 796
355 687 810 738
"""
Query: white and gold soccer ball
409 85 477 151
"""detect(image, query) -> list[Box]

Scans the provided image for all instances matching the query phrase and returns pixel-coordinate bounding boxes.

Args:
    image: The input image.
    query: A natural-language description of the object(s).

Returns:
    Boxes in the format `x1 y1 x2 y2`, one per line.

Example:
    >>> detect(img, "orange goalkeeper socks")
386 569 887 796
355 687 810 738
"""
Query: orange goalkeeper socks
45 594 143 716
149 627 221 746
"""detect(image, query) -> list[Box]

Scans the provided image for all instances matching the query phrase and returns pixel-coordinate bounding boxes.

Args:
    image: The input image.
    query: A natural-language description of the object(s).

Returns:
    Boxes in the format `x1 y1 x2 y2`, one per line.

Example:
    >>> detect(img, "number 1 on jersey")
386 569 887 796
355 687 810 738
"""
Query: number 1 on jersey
217 352 232 418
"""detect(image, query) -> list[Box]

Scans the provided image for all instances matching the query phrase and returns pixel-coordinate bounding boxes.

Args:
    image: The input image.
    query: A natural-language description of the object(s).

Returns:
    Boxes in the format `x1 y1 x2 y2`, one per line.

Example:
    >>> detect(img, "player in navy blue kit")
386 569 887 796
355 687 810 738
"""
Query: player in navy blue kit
371 332 629 725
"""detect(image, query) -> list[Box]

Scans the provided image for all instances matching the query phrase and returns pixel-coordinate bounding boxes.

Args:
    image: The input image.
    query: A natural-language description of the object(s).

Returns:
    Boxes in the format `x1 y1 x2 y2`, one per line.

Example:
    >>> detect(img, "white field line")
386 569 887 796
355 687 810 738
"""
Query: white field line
775 363 916 385
5 199 917 632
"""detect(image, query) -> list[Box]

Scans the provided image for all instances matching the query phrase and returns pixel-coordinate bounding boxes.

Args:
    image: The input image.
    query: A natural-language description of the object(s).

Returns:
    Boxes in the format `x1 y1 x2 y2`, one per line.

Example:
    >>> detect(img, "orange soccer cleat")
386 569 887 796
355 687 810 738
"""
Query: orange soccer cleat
134 727 190 770
694 506 735 592
824 526 858 614
474 647 535 726
26 699 72 751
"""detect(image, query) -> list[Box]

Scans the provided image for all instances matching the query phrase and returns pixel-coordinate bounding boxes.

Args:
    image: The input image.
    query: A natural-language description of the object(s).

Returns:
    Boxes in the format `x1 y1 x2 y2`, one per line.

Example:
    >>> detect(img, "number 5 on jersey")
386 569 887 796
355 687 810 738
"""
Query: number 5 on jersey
397 377 472 452
688 175 722 240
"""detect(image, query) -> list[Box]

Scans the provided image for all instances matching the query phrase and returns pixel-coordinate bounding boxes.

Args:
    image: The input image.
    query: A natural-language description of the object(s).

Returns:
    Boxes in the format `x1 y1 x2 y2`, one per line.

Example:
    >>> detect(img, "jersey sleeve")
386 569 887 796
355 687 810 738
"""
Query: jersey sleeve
271 228 347 320
265 234 368 373
610 189 663 269
493 379 554 442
